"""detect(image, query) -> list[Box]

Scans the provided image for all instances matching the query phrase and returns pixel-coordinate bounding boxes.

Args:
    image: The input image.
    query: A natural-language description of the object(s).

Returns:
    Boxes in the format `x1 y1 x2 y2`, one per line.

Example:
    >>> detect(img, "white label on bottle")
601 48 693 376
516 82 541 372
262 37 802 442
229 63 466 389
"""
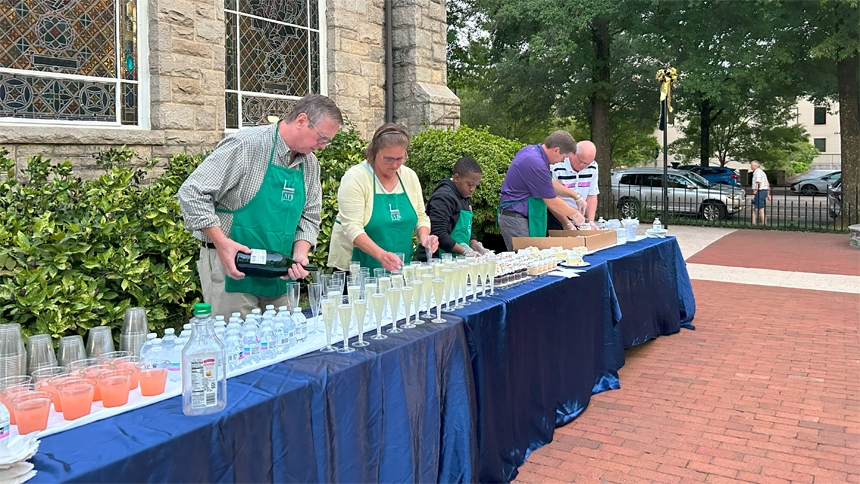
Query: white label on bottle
250 249 267 265
279 336 289 347
191 357 217 409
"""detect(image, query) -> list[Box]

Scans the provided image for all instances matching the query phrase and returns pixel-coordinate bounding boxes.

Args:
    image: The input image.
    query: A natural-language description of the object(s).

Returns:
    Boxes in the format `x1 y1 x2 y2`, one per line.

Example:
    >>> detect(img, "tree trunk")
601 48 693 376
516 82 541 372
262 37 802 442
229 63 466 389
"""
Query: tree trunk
700 98 711 166
836 52 859 228
590 16 613 214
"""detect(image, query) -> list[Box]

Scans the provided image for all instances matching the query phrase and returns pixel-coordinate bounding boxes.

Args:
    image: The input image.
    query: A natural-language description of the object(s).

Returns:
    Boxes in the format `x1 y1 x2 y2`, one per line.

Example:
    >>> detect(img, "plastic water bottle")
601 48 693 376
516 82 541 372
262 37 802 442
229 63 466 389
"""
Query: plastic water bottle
231 312 241 320
258 317 276 360
181 303 227 416
263 304 277 319
143 338 166 363
292 307 307 343
162 328 180 382
139 333 157 358
224 329 241 371
250 308 262 322
597 217 607 230
653 217 662 231
0 401 9 451
273 317 289 355
242 323 260 365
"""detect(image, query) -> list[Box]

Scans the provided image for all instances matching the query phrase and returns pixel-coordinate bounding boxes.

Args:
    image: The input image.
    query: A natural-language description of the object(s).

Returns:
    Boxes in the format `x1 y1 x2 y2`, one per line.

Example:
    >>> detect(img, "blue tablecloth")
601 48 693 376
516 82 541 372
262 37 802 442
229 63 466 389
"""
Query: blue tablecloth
31 316 477 483
452 236 695 483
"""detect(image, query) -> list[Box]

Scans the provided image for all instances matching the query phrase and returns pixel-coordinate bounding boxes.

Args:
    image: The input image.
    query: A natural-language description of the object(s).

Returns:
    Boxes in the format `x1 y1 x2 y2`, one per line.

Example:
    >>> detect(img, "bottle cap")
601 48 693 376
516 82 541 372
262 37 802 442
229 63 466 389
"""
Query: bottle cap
279 306 289 311
266 305 275 310
147 333 157 339
164 328 175 335
192 303 212 316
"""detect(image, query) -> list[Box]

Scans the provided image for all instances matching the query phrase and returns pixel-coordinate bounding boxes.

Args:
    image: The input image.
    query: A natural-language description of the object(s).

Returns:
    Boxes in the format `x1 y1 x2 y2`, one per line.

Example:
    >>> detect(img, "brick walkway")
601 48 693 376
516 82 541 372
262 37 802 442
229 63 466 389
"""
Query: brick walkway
513 232 860 484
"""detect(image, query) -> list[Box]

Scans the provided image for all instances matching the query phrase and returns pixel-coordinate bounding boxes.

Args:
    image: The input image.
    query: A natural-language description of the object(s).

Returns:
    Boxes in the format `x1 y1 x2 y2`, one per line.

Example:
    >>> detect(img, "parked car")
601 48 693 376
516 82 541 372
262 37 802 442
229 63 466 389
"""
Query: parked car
790 171 841 196
677 165 740 186
828 178 842 219
612 168 746 221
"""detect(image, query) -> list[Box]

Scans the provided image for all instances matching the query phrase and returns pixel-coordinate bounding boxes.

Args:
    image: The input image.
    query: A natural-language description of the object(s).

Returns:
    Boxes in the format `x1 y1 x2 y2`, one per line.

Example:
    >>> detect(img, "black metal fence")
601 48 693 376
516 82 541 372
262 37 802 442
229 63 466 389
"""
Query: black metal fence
594 185 858 232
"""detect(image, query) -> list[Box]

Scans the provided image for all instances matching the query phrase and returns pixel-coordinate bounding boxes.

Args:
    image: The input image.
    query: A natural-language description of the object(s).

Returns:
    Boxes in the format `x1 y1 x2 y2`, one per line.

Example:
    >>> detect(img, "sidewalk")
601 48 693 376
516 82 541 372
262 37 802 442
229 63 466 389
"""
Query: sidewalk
513 228 860 483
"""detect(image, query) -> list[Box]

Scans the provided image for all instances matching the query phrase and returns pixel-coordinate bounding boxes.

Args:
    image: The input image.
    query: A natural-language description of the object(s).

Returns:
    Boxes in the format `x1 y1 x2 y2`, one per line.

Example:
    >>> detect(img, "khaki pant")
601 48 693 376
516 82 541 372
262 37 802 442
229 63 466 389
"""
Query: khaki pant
197 247 291 319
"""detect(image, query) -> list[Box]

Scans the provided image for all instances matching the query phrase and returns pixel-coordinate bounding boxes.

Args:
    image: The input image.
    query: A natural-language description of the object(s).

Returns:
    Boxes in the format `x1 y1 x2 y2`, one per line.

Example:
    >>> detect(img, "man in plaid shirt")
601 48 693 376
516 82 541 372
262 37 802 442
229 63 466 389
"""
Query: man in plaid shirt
179 95 342 317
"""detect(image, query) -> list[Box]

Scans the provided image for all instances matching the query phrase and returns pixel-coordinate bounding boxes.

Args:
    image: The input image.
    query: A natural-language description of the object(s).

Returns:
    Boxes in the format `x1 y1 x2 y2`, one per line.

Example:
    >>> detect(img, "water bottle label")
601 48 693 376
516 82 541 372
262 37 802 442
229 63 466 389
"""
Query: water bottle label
243 346 250 358
288 330 295 339
279 337 289 347
0 422 8 439
190 358 217 409
237 349 245 361
260 342 269 351
168 362 180 372
251 345 260 356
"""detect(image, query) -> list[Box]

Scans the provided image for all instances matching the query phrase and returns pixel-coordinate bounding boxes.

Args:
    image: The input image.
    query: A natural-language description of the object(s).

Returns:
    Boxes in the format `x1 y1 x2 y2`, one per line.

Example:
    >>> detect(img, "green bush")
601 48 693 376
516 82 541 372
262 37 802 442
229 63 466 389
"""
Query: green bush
0 147 205 341
408 126 525 239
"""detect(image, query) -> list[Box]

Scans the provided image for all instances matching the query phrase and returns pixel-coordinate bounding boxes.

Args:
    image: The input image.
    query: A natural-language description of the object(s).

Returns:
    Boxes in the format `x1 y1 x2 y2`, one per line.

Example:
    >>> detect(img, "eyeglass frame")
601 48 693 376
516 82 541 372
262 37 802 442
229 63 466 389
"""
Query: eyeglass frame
308 120 334 145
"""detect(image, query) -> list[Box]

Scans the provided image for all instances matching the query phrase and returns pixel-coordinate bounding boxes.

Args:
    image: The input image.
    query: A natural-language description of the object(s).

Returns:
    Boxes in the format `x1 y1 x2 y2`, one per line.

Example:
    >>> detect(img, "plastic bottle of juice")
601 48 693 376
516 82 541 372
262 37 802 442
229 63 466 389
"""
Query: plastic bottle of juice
181 303 227 416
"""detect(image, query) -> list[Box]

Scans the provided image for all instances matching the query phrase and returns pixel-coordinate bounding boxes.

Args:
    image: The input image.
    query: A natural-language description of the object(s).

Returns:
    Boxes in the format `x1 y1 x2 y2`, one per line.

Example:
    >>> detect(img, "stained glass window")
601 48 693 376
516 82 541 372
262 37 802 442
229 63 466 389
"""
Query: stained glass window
0 0 140 125
225 0 323 129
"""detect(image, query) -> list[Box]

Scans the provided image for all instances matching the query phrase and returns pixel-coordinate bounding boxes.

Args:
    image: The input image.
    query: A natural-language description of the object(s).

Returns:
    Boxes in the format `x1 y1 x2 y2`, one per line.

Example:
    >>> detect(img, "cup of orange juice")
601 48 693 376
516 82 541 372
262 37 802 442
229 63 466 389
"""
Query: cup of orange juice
1 383 33 425
77 364 113 402
112 356 143 390
97 369 134 408
11 391 53 434
56 378 97 420
136 360 168 397
45 374 80 412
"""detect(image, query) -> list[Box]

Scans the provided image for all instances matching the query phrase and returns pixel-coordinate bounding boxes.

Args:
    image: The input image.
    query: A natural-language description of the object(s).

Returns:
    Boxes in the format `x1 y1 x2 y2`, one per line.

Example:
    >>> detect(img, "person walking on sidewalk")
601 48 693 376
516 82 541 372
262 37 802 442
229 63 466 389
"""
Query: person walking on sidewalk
750 160 771 225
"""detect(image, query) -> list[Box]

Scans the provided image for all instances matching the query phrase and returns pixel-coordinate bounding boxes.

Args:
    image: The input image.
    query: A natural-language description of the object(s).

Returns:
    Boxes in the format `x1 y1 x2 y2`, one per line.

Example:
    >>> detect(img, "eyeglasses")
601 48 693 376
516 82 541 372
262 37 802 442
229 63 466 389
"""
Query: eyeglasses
381 155 407 164
309 121 333 145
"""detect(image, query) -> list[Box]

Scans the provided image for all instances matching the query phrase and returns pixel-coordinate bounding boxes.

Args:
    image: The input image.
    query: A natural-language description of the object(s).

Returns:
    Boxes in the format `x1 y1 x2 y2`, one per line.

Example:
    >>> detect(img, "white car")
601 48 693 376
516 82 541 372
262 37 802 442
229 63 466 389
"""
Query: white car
612 168 746 221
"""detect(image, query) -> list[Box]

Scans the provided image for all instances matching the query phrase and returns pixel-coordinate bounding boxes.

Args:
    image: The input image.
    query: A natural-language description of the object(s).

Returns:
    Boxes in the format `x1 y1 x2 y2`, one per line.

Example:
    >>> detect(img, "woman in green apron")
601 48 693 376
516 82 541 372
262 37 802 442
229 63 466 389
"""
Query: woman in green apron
425 156 489 258
327 124 438 272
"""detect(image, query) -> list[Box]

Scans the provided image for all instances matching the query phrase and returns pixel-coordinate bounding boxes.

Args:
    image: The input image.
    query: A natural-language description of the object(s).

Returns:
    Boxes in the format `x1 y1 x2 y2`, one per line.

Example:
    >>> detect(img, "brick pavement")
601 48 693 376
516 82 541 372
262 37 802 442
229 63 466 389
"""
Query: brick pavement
513 280 860 484
686 230 860 277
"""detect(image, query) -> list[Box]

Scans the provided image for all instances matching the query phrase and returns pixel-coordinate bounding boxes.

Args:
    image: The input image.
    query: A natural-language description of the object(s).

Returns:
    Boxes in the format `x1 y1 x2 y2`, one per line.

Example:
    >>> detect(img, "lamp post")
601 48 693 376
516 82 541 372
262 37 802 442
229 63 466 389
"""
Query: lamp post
656 67 677 228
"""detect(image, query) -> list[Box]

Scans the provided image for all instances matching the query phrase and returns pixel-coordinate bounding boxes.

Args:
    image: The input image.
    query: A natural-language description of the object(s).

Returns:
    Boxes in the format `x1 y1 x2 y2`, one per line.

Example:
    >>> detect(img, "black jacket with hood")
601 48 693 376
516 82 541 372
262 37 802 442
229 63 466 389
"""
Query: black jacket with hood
425 178 476 258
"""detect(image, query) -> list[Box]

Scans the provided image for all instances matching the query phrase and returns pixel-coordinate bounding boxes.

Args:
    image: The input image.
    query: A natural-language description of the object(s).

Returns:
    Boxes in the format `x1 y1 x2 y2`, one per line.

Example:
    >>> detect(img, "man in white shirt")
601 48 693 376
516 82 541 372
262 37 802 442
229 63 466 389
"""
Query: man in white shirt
546 141 600 231
750 160 771 224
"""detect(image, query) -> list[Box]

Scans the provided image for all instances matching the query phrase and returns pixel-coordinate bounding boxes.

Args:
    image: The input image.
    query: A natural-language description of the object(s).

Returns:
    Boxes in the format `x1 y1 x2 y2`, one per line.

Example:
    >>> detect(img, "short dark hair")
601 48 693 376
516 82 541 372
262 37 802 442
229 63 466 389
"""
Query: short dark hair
365 123 410 163
453 156 482 176
286 94 344 126
543 130 576 154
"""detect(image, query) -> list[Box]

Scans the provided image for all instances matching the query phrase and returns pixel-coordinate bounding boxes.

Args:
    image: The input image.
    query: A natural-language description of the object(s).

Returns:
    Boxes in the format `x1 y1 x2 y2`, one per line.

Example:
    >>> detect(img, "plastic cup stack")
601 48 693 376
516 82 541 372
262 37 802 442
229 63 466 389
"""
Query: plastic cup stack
26 334 58 375
56 335 87 368
86 326 115 358
0 324 28 378
120 307 149 356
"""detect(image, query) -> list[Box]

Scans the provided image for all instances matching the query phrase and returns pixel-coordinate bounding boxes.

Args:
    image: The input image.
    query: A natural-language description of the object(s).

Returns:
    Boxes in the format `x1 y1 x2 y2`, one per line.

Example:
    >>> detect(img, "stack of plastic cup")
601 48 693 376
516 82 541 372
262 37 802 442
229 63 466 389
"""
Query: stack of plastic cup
56 335 87 367
86 326 115 358
120 307 149 356
0 323 28 378
26 334 58 375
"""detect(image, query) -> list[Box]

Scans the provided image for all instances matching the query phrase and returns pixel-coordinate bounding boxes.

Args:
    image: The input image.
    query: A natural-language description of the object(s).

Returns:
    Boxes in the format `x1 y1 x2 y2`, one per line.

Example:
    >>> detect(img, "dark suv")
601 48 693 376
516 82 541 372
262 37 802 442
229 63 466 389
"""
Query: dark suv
677 165 740 186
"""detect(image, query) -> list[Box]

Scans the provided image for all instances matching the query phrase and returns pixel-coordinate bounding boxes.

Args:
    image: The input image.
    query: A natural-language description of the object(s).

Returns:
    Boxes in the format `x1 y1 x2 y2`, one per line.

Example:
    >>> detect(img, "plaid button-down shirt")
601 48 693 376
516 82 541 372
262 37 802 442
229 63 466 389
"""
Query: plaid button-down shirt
178 123 322 248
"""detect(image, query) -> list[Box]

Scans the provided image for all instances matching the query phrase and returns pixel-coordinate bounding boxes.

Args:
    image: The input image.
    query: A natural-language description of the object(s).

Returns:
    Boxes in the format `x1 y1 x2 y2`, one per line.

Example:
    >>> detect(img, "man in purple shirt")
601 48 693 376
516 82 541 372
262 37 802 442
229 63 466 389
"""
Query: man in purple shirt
498 131 586 250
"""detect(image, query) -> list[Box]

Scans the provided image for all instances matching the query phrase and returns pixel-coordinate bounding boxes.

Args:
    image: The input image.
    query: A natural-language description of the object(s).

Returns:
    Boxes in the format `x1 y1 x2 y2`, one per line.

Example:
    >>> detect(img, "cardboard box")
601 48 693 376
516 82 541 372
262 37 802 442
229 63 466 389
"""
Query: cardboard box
512 230 617 251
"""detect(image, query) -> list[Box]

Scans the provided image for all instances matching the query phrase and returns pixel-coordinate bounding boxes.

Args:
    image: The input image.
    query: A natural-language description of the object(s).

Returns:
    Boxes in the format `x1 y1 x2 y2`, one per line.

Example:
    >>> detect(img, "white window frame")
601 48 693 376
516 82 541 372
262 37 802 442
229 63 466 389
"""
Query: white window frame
224 0 327 132
0 0 150 129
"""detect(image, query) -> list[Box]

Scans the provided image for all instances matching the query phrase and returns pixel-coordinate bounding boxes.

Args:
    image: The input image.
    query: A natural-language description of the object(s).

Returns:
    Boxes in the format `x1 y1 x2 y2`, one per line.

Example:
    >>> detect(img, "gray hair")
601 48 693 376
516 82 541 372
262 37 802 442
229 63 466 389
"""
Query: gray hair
285 94 344 126
750 160 760 169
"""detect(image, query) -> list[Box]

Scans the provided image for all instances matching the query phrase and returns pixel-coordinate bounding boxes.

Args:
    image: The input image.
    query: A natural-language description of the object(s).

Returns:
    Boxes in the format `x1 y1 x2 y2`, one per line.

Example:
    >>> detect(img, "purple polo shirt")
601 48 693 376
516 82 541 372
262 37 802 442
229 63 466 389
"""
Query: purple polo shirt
499 145 557 216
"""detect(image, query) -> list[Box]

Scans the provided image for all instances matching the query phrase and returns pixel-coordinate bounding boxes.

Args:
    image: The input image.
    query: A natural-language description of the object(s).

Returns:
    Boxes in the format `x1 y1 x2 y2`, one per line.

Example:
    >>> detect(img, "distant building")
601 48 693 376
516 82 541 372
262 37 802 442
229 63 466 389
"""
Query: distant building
654 98 842 171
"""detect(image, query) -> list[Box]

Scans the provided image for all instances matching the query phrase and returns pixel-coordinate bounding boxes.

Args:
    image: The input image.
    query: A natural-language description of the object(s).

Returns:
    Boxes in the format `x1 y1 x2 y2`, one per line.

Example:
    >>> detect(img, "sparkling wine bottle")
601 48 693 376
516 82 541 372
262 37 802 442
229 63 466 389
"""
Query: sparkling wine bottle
235 249 317 277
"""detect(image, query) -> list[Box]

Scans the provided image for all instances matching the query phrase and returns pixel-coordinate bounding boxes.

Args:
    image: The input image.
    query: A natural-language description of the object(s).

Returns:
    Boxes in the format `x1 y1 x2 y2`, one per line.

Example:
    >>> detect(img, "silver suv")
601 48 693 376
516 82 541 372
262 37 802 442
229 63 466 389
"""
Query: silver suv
612 168 746 220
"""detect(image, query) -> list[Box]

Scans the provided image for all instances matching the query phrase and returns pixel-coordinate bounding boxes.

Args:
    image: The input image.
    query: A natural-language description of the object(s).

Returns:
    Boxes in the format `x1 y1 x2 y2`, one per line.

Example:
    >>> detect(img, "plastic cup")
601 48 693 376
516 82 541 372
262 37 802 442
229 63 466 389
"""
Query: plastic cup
112 356 143 390
122 307 149 335
56 378 96 420
46 374 80 412
11 391 53 434
97 351 131 362
77 363 113 402
56 335 86 368
85 326 115 358
97 369 133 408
136 360 168 397
0 383 33 425
26 334 58 374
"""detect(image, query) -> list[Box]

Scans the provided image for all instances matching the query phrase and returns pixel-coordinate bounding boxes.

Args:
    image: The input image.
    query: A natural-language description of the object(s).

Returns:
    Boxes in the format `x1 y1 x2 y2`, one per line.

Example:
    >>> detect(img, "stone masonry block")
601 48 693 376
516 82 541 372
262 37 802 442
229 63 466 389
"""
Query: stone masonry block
196 1 215 19
172 38 214 58
333 53 362 75
150 23 173 52
158 0 196 27
196 18 225 44
152 104 196 130
344 0 367 14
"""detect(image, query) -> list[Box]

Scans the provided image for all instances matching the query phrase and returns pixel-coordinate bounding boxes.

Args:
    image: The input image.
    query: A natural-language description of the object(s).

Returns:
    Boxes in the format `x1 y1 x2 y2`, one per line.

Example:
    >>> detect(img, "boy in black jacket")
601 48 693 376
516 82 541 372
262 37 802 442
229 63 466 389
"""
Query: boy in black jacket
424 157 489 259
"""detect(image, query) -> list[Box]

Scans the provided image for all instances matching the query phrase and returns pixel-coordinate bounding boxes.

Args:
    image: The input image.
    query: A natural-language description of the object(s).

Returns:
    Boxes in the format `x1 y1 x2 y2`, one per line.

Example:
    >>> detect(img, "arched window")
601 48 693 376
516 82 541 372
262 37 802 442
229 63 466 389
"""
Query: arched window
0 0 146 126
225 0 325 129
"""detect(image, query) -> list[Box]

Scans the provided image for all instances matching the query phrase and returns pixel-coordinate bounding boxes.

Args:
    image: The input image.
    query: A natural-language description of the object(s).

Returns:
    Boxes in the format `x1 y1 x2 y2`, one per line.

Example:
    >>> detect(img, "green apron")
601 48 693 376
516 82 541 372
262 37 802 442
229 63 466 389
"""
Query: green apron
217 124 306 297
351 163 418 270
440 208 473 255
498 197 547 237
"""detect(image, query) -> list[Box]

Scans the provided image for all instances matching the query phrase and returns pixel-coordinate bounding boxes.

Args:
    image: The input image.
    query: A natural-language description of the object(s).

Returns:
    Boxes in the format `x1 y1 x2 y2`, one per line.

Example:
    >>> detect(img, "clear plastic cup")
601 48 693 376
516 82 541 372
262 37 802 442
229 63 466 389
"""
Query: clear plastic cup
136 360 168 397
56 378 97 420
11 390 53 434
46 373 80 412
97 369 134 408
0 382 33 425
112 356 143 390
77 363 113 402
97 351 131 362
